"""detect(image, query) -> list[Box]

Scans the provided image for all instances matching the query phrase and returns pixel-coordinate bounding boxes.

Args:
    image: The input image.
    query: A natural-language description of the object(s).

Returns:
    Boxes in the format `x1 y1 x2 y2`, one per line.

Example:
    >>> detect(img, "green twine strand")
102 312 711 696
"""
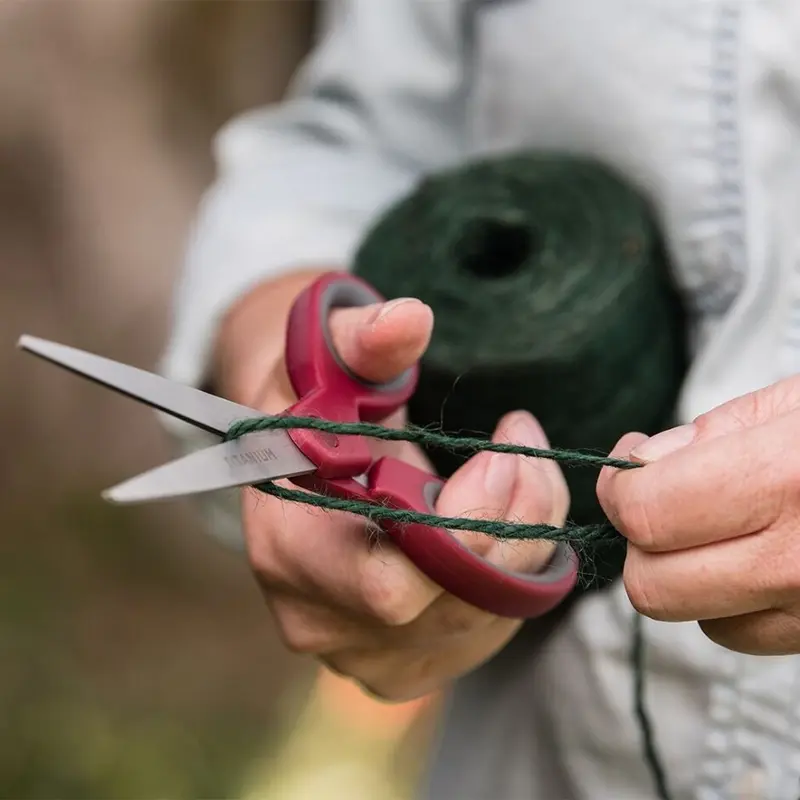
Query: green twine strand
226 414 634 558
227 415 638 471
632 613 671 800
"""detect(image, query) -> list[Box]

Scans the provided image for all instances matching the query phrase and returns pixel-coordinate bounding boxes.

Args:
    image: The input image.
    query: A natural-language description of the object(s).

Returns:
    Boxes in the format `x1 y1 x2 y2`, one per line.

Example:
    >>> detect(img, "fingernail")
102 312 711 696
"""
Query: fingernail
507 411 558 523
369 297 418 325
483 412 544 504
509 410 549 448
630 423 696 463
483 452 518 501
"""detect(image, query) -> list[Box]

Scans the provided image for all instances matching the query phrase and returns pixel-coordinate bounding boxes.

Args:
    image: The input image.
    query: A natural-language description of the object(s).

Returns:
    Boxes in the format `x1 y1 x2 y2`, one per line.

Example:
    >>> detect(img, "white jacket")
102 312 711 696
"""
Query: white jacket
161 2 800 797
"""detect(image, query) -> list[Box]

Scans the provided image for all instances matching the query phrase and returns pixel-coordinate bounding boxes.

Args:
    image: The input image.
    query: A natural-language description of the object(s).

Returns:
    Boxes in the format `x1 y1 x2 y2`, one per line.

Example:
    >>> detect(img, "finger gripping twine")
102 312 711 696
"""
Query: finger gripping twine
225 414 640 562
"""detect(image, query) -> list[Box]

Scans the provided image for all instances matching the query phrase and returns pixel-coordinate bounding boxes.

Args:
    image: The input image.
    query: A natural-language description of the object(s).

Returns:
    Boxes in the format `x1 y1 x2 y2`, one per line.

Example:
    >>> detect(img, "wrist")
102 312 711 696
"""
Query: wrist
213 268 336 406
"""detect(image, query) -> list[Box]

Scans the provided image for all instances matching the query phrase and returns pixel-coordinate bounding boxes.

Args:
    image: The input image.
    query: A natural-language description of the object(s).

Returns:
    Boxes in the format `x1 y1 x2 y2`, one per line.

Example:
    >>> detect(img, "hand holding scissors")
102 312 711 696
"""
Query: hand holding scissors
20 272 576 699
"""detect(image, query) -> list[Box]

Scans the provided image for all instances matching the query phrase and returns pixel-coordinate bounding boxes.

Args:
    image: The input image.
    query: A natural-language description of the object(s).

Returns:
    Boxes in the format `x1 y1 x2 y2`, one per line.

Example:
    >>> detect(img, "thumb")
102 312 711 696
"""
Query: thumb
329 297 433 384
630 375 800 464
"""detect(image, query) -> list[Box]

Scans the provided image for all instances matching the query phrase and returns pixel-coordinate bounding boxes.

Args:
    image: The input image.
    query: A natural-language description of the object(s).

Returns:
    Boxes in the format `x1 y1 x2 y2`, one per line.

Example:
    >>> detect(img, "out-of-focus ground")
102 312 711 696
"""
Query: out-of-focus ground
0 3 363 796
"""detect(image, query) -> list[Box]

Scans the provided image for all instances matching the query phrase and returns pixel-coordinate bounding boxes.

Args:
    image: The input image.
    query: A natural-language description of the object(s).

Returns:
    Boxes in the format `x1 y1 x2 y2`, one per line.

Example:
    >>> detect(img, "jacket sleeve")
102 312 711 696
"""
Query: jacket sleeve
158 0 472 549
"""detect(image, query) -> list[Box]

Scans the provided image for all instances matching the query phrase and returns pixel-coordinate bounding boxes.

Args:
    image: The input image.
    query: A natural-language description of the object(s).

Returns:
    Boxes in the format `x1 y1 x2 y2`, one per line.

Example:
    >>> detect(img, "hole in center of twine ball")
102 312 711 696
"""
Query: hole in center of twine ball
455 216 535 279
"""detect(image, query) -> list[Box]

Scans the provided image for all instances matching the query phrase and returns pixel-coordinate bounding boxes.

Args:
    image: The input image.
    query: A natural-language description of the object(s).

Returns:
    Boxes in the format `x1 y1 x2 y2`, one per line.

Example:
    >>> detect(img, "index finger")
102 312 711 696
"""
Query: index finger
597 422 792 553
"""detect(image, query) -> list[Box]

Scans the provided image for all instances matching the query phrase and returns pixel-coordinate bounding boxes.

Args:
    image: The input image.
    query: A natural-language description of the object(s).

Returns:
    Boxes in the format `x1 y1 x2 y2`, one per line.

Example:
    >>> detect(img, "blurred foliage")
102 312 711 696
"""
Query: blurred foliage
0 4 425 798
0 3 319 796
0 489 305 799
152 0 316 147
1 701 267 799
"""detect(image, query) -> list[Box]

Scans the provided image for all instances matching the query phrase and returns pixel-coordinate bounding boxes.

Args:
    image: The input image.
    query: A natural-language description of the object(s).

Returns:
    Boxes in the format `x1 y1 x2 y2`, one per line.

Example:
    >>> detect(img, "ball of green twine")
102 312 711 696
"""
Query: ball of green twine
353 155 687 587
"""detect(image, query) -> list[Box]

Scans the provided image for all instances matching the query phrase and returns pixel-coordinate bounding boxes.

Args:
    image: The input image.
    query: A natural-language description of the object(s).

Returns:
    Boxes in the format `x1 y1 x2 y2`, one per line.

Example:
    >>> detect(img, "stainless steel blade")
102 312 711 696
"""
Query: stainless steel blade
18 334 262 435
102 430 316 504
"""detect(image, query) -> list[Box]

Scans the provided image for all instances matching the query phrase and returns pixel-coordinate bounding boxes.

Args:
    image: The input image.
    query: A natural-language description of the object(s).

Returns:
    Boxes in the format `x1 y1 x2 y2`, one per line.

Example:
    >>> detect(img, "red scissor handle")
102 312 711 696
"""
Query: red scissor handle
284 272 418 480
283 272 578 619
371 459 577 618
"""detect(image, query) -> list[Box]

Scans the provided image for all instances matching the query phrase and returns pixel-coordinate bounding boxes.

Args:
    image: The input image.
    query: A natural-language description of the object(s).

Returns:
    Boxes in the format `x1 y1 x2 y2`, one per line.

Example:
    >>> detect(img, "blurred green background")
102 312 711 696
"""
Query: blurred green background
0 2 358 797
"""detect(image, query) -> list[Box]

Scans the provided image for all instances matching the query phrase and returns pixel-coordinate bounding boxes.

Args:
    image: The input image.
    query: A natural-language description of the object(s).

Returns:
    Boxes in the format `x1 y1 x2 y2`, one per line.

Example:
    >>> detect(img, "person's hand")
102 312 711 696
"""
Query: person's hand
598 377 800 656
214 272 568 701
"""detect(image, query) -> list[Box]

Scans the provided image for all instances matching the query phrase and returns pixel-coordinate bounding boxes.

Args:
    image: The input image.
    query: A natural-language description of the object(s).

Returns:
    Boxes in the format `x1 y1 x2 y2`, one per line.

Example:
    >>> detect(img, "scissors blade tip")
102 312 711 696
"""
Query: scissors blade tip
101 487 123 504
16 334 72 361
101 483 150 505
17 334 37 351
100 431 315 505
102 480 186 505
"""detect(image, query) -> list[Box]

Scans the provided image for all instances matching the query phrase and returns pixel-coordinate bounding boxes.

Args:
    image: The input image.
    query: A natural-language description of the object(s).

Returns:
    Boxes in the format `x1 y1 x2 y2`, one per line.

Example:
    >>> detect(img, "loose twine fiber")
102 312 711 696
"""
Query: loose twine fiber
229 155 687 800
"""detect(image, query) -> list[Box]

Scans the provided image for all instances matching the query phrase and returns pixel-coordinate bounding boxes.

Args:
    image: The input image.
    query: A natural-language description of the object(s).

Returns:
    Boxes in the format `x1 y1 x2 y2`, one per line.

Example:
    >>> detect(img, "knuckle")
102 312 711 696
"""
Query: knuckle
277 626 323 656
356 677 414 703
759 381 800 420
353 667 435 703
362 655 448 703
319 654 396 698
244 508 307 592
368 682 431 703
243 513 284 582
318 655 354 681
324 650 445 703
247 535 282 586
699 380 800 434
273 604 336 656
437 602 491 636
359 565 427 627
727 433 799 532
697 397 752 435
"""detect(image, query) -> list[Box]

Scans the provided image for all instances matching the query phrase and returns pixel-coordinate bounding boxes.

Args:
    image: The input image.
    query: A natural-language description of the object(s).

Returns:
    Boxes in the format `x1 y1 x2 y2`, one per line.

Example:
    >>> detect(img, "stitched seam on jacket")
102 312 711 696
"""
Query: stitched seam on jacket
692 5 749 800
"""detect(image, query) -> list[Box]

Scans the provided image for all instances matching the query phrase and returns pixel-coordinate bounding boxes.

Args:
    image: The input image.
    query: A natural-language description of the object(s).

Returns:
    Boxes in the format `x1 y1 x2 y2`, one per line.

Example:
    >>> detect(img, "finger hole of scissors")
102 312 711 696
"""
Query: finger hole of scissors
319 278 416 395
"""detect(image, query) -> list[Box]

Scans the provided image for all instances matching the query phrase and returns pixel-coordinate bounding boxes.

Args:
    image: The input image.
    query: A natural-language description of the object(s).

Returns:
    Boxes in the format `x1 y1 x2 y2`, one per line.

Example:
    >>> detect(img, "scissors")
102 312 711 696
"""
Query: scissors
18 272 577 618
